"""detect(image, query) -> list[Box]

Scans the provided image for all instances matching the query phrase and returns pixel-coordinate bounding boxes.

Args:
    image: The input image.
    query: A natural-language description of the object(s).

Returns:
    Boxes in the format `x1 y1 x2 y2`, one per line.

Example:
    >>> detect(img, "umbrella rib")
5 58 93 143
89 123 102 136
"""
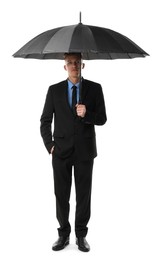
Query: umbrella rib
87 26 124 59
108 52 113 60
105 29 127 55
42 25 77 56
40 30 60 55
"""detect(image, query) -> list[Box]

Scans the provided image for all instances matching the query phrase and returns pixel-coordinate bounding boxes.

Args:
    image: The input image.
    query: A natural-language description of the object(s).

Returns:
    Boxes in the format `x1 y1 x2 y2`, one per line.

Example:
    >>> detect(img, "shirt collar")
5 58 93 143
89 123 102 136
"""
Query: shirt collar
67 79 80 89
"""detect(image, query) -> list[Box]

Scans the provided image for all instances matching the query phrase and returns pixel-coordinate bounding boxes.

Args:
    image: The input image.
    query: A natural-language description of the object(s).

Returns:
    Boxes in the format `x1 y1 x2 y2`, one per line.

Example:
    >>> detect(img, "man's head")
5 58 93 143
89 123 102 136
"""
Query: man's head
64 53 85 83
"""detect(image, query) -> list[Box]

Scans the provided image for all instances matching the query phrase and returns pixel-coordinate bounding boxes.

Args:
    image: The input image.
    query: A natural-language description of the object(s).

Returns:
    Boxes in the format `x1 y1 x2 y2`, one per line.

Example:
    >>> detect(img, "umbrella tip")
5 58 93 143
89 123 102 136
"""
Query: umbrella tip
79 11 82 23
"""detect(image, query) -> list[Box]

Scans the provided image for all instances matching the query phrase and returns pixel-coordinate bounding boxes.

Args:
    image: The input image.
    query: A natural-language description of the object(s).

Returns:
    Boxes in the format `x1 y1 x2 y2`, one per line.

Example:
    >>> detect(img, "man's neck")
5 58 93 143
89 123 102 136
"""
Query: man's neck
68 77 80 85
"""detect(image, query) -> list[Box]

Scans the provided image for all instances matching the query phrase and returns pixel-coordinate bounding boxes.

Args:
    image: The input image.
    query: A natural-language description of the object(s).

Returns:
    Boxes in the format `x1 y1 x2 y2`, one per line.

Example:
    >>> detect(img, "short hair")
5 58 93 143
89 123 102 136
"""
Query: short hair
64 53 83 59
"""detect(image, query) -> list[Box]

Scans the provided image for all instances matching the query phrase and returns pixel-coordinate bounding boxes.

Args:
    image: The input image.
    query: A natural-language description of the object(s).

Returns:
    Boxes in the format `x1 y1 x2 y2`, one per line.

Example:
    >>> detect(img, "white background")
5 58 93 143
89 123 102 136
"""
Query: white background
0 0 160 259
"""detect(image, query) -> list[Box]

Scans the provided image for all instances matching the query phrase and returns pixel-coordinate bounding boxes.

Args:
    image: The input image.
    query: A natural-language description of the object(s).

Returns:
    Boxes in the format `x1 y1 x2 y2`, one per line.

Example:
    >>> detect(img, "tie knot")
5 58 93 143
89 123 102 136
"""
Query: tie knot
72 85 77 90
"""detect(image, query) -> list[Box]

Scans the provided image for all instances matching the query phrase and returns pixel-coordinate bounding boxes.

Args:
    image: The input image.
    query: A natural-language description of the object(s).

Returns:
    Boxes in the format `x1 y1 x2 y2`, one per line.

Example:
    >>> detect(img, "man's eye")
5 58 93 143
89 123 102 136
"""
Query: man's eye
66 61 81 66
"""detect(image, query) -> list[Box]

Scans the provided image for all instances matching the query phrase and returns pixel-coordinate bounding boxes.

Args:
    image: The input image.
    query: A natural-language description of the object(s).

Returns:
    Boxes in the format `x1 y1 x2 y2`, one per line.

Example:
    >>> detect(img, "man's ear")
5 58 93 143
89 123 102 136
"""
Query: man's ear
64 65 67 71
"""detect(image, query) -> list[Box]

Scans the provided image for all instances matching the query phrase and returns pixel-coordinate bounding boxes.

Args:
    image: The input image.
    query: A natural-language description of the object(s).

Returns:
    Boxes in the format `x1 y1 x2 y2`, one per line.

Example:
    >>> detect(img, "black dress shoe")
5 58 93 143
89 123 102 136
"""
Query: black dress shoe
52 236 69 251
76 237 90 252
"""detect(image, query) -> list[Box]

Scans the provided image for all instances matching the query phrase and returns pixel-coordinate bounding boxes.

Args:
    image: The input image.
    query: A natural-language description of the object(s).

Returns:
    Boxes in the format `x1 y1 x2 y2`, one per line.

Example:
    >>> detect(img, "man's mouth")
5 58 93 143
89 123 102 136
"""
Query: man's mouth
72 69 78 72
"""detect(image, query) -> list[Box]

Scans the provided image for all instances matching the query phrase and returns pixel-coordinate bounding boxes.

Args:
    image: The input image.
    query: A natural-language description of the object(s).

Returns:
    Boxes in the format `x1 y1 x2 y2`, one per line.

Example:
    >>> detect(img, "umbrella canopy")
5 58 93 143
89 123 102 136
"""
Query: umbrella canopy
13 14 149 103
13 19 149 60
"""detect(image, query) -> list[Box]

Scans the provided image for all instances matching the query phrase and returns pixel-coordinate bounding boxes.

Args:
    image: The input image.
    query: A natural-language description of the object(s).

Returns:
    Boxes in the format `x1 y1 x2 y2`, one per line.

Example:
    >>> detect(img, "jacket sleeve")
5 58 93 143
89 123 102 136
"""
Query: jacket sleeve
40 86 55 153
82 85 107 126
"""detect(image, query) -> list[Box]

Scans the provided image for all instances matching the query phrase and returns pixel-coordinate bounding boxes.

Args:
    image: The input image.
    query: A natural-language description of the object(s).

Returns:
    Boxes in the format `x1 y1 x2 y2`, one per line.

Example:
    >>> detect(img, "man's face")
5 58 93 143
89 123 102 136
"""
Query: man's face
64 54 84 79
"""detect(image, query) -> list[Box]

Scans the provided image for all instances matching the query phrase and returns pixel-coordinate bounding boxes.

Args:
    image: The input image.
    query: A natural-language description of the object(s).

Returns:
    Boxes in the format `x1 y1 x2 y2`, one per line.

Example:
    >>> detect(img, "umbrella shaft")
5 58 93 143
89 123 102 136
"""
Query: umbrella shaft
79 58 82 104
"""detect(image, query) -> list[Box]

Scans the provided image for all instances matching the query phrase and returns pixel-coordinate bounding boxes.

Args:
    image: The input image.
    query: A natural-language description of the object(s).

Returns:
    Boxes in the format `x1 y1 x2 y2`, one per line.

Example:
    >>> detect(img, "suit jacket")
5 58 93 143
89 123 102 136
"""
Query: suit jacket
40 78 107 161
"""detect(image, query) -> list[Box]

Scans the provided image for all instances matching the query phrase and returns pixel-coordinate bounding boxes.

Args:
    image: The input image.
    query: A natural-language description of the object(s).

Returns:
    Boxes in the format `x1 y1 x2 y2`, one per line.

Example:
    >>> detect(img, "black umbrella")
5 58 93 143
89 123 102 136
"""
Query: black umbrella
13 13 148 60
13 13 149 101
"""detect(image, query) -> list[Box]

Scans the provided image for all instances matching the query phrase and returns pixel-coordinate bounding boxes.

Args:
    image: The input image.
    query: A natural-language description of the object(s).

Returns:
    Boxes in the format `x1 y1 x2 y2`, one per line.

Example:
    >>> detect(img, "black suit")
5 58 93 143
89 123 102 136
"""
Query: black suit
40 78 107 237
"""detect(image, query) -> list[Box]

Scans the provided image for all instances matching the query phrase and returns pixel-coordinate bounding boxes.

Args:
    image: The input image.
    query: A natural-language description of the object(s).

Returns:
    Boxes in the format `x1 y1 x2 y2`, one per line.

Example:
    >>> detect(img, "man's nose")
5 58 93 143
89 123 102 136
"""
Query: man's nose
73 61 78 66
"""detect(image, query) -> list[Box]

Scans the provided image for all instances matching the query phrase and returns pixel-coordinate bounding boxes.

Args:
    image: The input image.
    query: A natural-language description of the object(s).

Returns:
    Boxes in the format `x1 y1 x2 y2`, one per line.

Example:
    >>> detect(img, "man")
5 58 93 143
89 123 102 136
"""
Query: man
40 53 107 252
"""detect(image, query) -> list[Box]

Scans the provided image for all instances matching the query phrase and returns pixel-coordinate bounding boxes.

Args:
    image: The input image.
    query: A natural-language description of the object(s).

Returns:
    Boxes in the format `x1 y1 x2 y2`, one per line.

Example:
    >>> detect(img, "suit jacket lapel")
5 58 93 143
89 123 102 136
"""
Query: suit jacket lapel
81 78 89 103
61 80 74 115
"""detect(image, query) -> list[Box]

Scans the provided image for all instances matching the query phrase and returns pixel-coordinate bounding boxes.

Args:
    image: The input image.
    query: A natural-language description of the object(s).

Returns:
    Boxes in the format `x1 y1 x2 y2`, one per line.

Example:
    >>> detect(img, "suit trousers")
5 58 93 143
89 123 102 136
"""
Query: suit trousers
52 152 94 238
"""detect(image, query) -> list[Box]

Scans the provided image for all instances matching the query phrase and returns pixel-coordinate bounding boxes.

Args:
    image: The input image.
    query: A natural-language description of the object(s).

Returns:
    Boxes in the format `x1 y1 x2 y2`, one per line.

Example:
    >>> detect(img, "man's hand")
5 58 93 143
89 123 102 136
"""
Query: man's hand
76 104 86 118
